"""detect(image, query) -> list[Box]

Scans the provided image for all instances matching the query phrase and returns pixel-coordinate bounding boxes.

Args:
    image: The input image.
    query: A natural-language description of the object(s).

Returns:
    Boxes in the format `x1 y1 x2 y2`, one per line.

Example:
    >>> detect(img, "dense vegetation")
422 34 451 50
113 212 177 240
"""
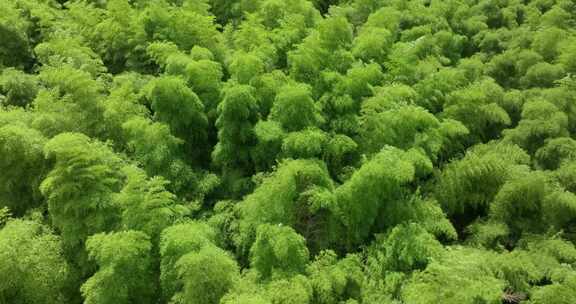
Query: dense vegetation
1 0 576 303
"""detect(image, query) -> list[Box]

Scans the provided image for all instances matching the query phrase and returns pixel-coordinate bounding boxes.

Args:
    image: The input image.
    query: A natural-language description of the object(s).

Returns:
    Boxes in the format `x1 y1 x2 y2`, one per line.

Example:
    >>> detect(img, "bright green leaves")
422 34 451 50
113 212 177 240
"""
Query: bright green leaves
35 36 108 77
342 63 383 101
0 207 9 227
412 67 470 114
435 142 530 220
558 37 576 75
0 68 38 107
81 231 155 304
37 65 104 103
100 73 151 145
485 50 523 88
122 117 181 170
146 76 208 155
0 1 33 69
270 83 323 132
257 0 319 30
438 140 576 238
146 41 181 69
32 65 107 138
378 196 457 242
530 274 576 304
401 248 505 304
282 128 328 159
307 250 363 304
90 0 148 72
366 223 443 274
117 166 188 240
147 43 223 117
324 134 359 176
503 99 569 154
532 27 566 62
352 27 393 64
237 159 333 253
209 0 243 25
185 58 223 116
490 170 576 235
158 221 240 304
221 293 271 304
40 133 124 255
159 221 217 301
0 125 47 216
360 101 468 161
250 224 309 280
229 51 266 85
122 117 196 193
535 137 576 170
490 171 551 234
539 190 576 233
521 62 565 88
251 70 290 117
317 15 353 50
443 78 510 143
252 120 285 170
0 219 70 304
288 16 354 87
334 147 432 248
213 84 260 170
223 0 320 71
402 236 576 303
263 275 314 304
175 245 239 304
141 1 223 58
221 273 313 304
3 0 576 302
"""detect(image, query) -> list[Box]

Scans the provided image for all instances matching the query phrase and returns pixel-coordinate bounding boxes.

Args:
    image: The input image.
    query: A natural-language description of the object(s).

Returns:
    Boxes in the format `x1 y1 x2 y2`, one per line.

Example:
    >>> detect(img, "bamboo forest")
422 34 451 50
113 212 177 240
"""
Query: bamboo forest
1 0 576 303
